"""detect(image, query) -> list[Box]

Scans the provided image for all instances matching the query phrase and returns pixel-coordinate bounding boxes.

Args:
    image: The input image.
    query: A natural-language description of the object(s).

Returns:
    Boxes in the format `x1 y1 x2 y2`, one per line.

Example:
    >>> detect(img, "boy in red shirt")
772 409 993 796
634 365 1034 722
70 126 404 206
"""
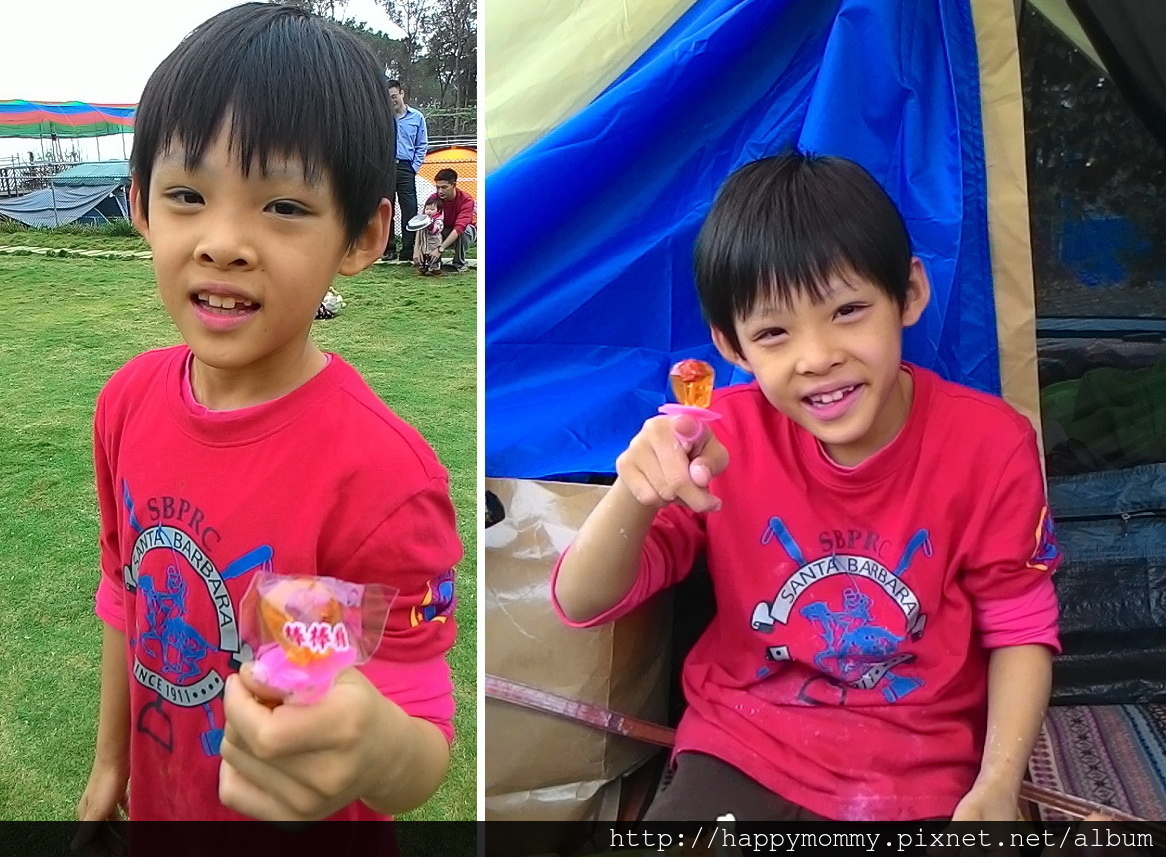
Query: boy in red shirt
75 2 460 827
553 152 1060 821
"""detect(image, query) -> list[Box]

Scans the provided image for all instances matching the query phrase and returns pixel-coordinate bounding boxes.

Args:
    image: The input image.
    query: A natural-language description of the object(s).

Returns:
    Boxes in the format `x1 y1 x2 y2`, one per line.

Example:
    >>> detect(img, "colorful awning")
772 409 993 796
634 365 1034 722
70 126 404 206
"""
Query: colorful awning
0 100 135 139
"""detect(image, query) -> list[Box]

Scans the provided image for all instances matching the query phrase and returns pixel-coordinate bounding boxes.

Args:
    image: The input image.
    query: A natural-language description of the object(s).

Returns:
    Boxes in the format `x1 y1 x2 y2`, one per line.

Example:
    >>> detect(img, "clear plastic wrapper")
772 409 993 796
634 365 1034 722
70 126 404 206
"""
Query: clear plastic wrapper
239 573 395 705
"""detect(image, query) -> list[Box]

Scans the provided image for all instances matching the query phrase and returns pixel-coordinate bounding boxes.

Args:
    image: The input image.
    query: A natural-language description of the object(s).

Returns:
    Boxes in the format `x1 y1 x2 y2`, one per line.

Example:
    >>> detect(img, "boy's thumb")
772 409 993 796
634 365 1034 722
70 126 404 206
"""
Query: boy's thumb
692 432 729 479
237 662 287 709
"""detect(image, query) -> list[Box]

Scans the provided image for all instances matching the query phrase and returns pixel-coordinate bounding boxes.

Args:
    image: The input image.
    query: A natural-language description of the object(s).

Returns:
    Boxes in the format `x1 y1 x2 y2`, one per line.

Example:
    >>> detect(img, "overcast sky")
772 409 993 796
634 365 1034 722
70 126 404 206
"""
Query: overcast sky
0 0 404 162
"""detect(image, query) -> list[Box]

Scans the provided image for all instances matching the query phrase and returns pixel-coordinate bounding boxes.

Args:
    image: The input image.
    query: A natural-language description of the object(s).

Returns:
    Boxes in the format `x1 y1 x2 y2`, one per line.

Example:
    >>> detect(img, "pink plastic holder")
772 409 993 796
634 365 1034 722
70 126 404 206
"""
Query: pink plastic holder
239 573 396 705
657 403 722 443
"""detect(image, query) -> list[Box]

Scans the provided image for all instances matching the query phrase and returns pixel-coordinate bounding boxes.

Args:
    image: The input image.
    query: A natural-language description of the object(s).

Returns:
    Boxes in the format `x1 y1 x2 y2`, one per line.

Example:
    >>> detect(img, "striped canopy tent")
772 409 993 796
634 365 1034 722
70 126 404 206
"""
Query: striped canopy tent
0 100 135 138
485 0 1037 480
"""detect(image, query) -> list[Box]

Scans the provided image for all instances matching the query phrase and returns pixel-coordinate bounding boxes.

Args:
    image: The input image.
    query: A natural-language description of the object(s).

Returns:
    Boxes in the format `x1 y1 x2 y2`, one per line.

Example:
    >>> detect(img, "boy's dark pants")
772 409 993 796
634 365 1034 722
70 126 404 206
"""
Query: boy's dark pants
644 752 830 821
646 752 954 822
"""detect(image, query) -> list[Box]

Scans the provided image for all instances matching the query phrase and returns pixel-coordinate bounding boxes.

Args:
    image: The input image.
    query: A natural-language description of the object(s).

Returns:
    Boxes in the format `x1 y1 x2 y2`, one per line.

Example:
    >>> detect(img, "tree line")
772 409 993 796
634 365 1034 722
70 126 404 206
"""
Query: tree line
278 0 477 137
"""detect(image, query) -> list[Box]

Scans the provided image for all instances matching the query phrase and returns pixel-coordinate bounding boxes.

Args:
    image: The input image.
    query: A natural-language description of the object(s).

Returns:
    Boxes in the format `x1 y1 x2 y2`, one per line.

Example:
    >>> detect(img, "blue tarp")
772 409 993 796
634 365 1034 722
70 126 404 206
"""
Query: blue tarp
486 0 997 479
0 184 126 227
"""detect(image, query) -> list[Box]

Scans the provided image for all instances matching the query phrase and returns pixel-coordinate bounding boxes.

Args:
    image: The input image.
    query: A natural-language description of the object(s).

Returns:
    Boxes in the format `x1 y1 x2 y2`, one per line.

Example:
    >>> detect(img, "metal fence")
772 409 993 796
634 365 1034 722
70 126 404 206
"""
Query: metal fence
0 157 79 199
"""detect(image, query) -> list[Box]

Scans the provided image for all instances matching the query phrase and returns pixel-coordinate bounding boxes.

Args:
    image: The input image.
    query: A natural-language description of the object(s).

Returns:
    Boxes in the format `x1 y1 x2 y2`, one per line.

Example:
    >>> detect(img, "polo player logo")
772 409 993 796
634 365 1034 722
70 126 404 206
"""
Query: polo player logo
752 517 930 705
800 587 921 703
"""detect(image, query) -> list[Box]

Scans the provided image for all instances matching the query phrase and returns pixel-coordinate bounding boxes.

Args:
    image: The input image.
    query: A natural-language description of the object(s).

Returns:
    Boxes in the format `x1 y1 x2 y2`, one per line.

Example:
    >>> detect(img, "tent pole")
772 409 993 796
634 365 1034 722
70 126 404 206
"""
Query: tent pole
96 136 102 161
50 182 59 227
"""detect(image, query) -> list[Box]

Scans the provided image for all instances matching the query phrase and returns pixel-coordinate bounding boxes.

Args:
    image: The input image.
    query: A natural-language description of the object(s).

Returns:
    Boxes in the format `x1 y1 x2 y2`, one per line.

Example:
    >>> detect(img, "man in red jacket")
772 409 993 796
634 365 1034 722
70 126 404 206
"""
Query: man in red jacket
423 168 476 274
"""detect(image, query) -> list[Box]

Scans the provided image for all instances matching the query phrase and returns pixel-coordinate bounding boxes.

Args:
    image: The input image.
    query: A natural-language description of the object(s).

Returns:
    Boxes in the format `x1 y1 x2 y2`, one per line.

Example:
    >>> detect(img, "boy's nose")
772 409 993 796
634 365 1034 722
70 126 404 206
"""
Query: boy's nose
195 216 257 269
794 332 843 376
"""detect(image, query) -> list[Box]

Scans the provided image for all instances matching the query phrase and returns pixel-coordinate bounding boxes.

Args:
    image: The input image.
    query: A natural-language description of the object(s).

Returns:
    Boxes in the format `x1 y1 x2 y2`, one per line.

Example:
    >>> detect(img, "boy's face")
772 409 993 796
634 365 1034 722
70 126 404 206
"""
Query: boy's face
712 261 930 467
435 180 455 201
425 203 439 216
131 126 387 380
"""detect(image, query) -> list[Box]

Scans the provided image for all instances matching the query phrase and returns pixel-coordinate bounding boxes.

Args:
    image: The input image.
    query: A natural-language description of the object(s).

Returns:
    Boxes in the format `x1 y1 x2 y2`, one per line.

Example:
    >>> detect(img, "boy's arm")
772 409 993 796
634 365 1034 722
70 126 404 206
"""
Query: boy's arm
554 414 728 624
354 691 449 815
220 475 461 821
76 625 131 823
553 481 659 623
955 425 1060 820
953 644 1052 820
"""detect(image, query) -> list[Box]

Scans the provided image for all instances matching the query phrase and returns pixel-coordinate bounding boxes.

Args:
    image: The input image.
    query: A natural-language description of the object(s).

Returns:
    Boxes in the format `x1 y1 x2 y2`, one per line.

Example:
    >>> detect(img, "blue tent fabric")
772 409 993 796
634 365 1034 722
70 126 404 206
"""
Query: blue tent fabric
0 184 123 228
486 0 998 479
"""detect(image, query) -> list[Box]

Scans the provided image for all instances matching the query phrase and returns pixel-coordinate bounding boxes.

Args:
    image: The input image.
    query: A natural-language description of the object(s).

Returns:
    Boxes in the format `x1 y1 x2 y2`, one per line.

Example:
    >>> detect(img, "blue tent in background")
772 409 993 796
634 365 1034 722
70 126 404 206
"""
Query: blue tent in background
486 0 1010 480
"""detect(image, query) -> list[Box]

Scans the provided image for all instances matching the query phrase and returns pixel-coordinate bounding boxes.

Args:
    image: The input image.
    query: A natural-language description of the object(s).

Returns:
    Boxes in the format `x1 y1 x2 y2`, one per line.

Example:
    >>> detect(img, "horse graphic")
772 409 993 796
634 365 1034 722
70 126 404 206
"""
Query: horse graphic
800 588 922 703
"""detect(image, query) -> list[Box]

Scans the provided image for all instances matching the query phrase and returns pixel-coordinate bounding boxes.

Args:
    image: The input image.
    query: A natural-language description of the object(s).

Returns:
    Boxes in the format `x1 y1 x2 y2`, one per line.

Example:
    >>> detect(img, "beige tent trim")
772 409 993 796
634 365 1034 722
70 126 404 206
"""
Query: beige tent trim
483 0 697 174
973 0 1041 434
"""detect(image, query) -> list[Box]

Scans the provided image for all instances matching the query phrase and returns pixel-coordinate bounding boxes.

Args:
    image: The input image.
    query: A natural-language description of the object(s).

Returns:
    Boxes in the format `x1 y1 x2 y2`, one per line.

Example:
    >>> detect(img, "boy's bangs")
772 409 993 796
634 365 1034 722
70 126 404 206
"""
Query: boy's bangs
133 4 393 242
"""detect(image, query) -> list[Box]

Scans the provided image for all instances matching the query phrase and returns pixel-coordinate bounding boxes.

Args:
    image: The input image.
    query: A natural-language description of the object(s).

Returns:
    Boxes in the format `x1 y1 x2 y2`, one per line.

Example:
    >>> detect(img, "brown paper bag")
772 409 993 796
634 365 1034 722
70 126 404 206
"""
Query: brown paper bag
484 478 672 824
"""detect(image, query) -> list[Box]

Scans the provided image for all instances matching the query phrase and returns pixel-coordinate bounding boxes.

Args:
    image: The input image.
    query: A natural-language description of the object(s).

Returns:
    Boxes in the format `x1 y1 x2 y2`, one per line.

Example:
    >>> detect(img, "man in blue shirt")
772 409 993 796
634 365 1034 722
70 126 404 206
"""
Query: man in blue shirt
384 79 429 261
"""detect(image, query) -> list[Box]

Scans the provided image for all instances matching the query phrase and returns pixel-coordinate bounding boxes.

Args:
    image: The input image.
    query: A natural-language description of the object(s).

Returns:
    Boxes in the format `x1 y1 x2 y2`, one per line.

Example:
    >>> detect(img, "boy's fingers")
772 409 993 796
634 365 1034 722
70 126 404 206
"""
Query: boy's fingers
223 672 357 759
236 662 288 706
219 757 305 822
70 820 101 851
691 434 730 481
219 736 327 818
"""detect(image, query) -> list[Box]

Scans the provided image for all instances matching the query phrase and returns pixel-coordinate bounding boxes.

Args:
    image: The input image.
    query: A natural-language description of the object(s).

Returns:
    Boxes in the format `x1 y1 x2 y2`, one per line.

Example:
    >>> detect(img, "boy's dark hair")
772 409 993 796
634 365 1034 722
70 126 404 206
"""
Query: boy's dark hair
435 168 459 183
424 198 442 210
131 2 394 245
694 151 912 354
387 79 403 91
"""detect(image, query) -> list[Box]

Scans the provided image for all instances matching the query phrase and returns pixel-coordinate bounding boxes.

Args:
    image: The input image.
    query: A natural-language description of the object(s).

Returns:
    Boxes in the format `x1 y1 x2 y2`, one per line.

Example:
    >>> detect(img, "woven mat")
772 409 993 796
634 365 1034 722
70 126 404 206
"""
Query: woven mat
1029 704 1166 821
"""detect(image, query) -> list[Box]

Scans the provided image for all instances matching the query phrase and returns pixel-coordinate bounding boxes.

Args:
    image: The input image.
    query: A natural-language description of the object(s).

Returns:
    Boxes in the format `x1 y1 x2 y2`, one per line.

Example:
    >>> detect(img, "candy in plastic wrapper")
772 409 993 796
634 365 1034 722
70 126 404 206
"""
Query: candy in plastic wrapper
239 573 395 705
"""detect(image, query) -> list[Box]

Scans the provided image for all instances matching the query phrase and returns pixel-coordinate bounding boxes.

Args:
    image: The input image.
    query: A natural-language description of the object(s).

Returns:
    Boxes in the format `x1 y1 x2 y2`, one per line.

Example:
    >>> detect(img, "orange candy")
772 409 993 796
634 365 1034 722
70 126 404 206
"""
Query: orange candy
669 359 715 408
257 578 345 666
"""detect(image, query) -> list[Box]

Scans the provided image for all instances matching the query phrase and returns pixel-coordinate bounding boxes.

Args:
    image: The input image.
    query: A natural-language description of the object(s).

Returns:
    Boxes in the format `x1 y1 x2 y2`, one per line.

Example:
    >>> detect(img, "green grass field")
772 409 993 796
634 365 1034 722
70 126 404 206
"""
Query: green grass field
0 232 477 820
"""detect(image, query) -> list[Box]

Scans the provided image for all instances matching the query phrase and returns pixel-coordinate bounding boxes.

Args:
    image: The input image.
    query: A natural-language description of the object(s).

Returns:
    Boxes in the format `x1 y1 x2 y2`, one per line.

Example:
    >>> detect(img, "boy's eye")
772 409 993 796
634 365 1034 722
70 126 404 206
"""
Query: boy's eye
166 189 203 205
269 200 307 216
835 303 867 318
753 327 787 342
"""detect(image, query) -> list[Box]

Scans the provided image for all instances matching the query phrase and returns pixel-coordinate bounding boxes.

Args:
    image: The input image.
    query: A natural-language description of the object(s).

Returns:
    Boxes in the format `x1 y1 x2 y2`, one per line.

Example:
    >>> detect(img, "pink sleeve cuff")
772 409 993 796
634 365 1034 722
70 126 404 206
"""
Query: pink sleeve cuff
359 655 455 744
550 545 648 628
975 574 1061 653
94 575 125 631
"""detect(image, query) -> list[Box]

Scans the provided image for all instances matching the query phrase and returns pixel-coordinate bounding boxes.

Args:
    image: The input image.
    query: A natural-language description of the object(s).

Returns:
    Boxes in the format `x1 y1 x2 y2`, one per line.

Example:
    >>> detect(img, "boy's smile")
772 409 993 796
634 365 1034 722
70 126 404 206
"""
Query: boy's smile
713 261 930 467
192 284 261 331
131 126 387 409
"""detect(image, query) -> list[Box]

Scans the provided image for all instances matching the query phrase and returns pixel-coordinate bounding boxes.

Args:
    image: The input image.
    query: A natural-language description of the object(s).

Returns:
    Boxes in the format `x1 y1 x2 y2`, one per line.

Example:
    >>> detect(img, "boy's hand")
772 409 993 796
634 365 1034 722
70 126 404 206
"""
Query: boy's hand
72 760 128 854
219 663 396 821
950 778 1021 821
616 414 729 513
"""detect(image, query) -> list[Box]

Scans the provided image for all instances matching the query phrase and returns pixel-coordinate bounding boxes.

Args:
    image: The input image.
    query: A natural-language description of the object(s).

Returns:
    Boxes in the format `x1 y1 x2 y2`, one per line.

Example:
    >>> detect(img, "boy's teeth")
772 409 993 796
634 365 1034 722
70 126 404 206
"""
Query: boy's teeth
197 292 253 310
810 386 854 405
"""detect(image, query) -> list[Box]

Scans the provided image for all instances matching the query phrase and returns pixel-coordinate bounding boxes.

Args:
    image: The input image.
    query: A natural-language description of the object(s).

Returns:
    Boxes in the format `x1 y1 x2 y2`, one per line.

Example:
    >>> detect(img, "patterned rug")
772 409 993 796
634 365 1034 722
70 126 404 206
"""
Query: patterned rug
1028 704 1166 821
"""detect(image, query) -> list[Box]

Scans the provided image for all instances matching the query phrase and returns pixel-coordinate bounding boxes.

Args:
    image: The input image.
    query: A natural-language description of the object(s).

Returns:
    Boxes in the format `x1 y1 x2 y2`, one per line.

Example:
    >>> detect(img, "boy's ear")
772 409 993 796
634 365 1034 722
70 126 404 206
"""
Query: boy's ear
129 175 149 241
339 198 392 276
901 257 931 327
711 325 752 373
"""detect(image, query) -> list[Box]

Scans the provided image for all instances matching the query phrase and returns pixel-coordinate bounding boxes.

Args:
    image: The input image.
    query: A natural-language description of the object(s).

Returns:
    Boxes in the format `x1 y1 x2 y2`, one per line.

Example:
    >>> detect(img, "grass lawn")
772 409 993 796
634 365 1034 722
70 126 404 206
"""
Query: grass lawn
0 222 148 254
0 247 477 820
